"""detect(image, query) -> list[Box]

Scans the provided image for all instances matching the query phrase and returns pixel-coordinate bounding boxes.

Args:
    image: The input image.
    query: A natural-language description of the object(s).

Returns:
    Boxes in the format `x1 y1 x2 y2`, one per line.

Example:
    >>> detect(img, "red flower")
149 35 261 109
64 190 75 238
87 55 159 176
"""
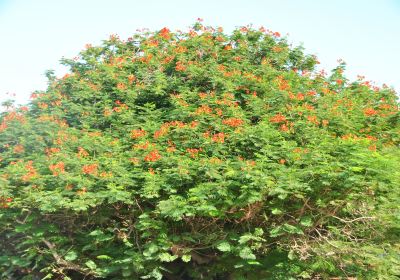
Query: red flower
186 148 201 158
116 83 127 90
77 147 89 158
13 144 24 154
364 108 377 116
144 150 162 162
196 105 213 115
22 161 37 182
160 27 171 39
269 114 286 123
175 61 186 72
49 162 65 176
222 118 243 127
82 164 98 175
212 132 225 143
131 129 147 139
307 115 320 125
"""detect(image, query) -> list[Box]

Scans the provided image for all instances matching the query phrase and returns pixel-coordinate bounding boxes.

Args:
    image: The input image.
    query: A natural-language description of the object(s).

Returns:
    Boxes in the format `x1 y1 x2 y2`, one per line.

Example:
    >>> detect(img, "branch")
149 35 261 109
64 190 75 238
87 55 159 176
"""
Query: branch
332 216 374 223
42 239 95 276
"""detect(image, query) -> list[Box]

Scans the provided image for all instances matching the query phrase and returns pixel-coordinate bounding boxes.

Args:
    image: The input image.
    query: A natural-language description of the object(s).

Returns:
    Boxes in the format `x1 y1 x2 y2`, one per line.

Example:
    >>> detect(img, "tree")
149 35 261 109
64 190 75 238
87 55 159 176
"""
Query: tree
0 21 399 279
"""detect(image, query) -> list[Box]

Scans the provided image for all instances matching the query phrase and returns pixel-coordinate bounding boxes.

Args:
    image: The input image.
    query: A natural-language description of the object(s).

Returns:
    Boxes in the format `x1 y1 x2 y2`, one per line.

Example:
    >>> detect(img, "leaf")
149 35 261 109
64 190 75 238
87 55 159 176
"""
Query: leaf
271 208 282 215
96 255 112 260
288 249 296 260
270 226 283 237
217 241 231 252
300 216 313 227
85 260 97 270
239 247 256 260
181 254 191 262
158 252 178 262
64 251 78 261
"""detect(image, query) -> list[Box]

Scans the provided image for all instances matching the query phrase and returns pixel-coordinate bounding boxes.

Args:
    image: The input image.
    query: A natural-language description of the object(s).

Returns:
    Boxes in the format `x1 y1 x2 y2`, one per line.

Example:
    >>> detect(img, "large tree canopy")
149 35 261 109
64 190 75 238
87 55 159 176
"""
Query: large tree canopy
0 22 399 279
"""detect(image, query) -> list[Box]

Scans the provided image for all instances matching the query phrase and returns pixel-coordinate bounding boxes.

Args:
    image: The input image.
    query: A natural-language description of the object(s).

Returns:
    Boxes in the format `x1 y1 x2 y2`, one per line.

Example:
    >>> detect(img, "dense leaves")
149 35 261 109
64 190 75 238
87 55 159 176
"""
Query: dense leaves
0 22 399 279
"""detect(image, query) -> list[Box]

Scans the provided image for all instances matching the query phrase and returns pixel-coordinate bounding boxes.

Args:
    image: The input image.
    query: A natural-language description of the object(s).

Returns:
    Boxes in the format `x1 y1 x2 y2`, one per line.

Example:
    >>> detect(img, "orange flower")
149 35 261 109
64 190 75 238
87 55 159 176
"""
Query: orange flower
104 109 112 116
49 162 65 176
175 61 186 72
187 148 201 158
273 31 281 37
77 147 89 158
133 141 151 150
160 27 171 39
131 129 147 139
363 108 377 116
280 124 289 132
368 144 377 151
222 118 243 127
22 161 37 182
198 92 208 99
212 132 225 143
144 150 162 162
196 105 213 115
128 74 136 84
190 121 199 128
37 102 48 109
13 144 24 154
270 114 286 123
224 45 232 51
116 82 127 90
167 146 176 153
296 93 305 101
307 115 319 125
76 187 87 195
82 164 98 175
130 157 140 165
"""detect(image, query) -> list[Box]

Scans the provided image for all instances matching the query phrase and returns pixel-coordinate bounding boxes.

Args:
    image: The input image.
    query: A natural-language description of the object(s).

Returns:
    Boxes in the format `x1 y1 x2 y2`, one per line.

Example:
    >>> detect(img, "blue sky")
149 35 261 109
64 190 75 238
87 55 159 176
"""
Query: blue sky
0 0 399 105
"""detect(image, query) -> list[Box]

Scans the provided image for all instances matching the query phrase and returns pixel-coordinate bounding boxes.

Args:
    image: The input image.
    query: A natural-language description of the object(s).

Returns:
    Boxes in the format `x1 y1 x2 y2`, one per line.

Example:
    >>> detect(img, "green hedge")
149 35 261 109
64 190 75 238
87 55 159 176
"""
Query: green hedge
0 22 399 279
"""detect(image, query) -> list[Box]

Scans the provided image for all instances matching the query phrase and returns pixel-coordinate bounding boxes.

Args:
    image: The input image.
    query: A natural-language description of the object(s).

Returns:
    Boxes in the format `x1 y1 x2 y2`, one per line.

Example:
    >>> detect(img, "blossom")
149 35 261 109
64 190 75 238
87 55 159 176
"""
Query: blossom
49 162 65 176
77 147 89 158
222 118 243 127
212 132 225 143
116 82 127 90
22 161 37 182
269 114 286 123
196 105 213 115
13 144 24 154
307 115 319 125
144 150 162 162
82 164 98 175
186 148 201 158
175 61 186 72
159 27 171 39
131 129 147 139
364 108 377 116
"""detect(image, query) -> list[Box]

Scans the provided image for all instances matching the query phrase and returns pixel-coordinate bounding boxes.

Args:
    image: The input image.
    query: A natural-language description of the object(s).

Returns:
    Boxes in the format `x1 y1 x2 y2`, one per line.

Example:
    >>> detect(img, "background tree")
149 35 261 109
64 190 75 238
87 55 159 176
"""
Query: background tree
0 21 399 279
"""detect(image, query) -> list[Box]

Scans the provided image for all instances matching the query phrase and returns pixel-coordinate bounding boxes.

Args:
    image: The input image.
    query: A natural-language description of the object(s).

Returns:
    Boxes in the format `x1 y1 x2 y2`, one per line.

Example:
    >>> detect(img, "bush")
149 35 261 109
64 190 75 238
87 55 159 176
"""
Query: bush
0 22 399 279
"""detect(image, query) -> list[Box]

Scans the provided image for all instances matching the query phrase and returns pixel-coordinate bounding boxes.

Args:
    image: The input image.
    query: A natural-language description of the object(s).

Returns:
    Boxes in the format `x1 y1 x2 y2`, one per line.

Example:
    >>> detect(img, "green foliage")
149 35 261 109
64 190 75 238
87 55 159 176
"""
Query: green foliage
0 21 399 279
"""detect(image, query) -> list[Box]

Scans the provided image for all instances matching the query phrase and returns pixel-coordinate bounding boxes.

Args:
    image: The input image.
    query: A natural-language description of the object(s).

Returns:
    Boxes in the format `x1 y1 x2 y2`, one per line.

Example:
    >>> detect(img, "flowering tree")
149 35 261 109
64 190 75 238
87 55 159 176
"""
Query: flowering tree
0 21 399 279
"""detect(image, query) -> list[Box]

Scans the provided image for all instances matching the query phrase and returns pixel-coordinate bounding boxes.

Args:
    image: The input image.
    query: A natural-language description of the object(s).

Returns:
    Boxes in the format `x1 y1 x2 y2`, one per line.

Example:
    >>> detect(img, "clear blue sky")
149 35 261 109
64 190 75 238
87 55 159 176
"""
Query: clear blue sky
0 0 399 105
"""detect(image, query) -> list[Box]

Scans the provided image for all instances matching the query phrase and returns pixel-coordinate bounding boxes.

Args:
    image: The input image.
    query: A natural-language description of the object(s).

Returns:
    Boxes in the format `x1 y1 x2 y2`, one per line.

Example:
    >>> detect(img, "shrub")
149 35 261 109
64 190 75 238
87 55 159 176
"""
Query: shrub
0 22 399 279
